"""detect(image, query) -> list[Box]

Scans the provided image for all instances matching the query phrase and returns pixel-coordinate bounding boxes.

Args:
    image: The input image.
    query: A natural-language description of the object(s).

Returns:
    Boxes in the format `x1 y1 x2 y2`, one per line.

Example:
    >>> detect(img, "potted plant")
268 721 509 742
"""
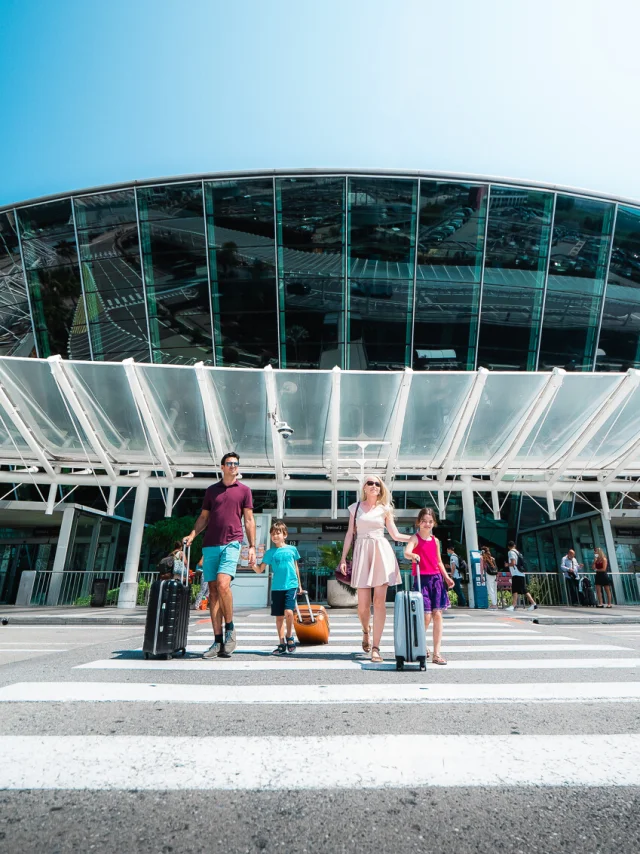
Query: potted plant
320 543 358 608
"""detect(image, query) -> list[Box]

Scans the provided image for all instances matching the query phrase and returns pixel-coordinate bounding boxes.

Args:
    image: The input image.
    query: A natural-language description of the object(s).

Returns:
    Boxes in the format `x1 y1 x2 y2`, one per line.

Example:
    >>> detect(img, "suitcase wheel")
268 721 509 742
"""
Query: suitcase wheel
178 647 186 658
396 656 404 671
419 656 427 672
143 652 150 661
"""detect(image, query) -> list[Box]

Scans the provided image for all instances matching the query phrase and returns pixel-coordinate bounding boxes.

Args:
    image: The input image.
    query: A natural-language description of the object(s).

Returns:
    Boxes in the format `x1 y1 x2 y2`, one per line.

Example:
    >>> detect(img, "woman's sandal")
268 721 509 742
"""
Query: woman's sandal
432 654 448 665
371 646 383 663
362 624 372 653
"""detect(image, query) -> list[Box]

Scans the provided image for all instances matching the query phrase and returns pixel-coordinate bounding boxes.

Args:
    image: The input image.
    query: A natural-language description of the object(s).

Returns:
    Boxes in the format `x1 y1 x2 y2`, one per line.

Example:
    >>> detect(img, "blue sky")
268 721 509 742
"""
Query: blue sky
1 0 639 206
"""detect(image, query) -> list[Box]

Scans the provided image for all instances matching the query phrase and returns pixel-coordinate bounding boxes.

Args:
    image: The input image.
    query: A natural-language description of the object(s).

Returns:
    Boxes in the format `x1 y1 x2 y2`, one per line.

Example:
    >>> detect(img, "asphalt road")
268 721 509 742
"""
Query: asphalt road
1 608 639 854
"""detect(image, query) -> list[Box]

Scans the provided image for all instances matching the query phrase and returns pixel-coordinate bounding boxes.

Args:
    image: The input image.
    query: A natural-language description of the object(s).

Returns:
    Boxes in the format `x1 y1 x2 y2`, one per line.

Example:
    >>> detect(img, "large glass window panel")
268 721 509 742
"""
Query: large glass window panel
483 187 554 286
74 199 149 362
276 177 345 369
16 199 74 240
597 205 640 370
0 212 33 356
413 281 479 370
539 195 614 369
138 183 212 365
348 177 417 273
205 180 278 367
476 285 543 370
347 178 417 369
74 190 138 231
349 278 414 369
537 290 602 370
25 264 90 359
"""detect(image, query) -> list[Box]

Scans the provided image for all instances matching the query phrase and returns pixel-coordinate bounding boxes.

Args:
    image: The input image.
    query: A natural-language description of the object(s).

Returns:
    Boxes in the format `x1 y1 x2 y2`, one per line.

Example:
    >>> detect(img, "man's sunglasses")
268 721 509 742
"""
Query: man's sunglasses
224 461 239 467
365 481 381 487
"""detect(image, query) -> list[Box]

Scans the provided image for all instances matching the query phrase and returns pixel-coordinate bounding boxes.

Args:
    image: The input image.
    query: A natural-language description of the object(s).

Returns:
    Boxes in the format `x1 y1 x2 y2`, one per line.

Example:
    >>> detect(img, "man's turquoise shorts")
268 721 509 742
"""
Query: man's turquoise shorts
202 542 241 582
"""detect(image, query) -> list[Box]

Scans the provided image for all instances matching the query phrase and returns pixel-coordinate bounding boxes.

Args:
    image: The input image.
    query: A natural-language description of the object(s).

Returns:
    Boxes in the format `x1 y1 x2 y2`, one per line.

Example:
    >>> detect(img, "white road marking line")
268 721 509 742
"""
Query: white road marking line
2 734 639 789
4 681 640 705
179 643 631 654
75 657 640 672
188 634 573 643
194 627 544 635
0 643 71 646
0 649 66 654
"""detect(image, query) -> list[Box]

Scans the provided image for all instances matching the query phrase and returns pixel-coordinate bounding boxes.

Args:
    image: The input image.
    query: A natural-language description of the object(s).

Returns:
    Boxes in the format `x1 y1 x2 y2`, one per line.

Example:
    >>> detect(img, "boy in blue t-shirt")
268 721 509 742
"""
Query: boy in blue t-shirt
255 520 302 655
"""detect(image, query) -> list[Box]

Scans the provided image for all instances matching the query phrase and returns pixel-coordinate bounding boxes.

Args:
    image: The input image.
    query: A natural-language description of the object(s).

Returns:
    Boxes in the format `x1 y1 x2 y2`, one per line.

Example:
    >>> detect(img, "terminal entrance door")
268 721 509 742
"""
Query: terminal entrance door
0 543 54 605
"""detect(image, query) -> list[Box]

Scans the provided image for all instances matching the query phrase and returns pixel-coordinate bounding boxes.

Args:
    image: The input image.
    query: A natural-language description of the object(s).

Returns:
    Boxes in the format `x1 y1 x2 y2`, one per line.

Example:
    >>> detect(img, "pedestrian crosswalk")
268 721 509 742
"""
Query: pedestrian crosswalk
1 609 640 792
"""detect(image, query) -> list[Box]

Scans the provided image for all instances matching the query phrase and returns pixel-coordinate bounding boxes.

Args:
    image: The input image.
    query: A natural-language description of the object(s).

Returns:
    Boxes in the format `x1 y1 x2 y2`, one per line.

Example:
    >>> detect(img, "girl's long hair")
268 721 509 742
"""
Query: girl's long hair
416 507 438 527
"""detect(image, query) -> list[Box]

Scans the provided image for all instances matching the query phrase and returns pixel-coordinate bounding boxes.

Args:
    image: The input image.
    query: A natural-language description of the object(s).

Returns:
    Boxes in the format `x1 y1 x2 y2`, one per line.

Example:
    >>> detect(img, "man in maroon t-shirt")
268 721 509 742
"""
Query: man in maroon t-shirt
185 452 255 658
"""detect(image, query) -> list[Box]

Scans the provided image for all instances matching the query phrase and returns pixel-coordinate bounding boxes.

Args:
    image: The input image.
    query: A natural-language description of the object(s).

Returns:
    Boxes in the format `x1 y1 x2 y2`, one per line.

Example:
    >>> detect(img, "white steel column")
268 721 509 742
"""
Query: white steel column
117 480 149 609
329 365 341 519
461 477 478 609
46 505 76 605
599 491 624 603
107 485 117 517
546 490 556 521
164 486 175 518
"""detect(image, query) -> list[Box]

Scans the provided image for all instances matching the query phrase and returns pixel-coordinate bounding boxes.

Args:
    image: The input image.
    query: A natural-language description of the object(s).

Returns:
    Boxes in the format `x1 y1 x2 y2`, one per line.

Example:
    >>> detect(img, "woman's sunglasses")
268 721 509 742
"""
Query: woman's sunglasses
365 481 381 487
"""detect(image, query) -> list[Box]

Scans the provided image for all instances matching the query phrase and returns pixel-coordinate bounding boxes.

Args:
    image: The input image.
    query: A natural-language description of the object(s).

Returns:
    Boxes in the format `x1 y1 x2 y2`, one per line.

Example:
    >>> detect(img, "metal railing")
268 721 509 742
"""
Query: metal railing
29 571 159 607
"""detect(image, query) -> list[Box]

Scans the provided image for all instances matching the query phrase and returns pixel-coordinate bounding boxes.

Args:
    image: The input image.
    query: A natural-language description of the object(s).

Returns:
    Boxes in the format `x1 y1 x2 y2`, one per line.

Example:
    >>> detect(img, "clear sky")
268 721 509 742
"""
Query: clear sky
1 0 639 206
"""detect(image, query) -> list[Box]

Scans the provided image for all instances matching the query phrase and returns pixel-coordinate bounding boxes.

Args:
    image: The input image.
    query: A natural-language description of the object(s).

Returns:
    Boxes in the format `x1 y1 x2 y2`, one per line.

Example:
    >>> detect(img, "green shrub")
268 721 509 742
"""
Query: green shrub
448 589 459 607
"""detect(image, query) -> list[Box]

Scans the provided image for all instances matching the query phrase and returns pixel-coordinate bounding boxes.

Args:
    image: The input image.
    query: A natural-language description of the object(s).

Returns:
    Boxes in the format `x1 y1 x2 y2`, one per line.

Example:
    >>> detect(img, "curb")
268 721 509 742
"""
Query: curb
1 616 147 626
533 616 640 626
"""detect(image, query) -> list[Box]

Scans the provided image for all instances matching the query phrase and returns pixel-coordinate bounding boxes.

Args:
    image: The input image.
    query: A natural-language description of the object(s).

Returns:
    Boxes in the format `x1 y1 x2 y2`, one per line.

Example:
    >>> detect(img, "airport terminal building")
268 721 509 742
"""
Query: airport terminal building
0 168 640 607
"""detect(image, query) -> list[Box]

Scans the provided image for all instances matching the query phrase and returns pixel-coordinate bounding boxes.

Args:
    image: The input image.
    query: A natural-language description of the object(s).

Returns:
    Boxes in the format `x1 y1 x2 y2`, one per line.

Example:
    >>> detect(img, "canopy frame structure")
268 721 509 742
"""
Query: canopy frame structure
0 357 638 509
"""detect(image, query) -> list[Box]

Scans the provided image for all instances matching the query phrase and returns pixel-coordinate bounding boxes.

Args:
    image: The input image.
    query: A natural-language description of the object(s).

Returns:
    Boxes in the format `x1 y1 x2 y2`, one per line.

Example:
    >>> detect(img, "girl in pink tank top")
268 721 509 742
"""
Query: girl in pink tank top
404 507 455 665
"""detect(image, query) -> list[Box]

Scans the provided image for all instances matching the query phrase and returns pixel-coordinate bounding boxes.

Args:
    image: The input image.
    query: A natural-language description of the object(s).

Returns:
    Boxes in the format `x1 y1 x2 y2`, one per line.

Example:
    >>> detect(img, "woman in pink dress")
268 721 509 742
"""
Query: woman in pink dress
338 475 411 663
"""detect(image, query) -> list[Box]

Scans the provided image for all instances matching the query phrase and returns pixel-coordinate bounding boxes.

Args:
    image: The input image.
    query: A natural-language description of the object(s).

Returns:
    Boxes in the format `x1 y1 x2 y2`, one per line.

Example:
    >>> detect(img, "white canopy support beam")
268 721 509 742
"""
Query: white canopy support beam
492 367 565 485
385 367 413 486
47 355 117 482
0 374 56 477
194 361 226 465
435 367 488 483
491 489 501 521
164 486 175 518
107 485 117 516
329 366 341 519
602 433 640 486
546 489 556 521
122 359 175 484
600 489 611 521
264 364 285 487
437 489 446 521
547 369 640 487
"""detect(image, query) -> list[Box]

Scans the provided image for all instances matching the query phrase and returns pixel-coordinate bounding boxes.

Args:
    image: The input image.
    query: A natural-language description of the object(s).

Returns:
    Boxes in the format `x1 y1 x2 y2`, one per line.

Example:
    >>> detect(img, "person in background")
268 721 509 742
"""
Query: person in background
446 546 467 607
254 519 303 655
505 541 537 611
592 547 613 608
561 549 582 606
481 545 498 609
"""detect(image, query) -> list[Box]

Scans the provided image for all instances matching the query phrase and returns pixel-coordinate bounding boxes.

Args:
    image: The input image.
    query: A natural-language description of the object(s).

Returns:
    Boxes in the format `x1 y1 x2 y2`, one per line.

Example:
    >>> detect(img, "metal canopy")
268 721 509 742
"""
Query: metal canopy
0 356 639 498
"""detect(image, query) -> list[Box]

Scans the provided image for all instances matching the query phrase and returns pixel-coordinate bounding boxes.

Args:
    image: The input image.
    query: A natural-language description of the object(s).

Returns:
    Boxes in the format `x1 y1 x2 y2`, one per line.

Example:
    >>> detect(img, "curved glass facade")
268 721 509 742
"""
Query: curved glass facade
3 169 640 371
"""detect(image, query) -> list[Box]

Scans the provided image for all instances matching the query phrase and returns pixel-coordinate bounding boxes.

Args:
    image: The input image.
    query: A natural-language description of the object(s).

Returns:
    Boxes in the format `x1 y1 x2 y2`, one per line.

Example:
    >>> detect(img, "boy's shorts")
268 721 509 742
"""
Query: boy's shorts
202 542 241 582
271 588 297 616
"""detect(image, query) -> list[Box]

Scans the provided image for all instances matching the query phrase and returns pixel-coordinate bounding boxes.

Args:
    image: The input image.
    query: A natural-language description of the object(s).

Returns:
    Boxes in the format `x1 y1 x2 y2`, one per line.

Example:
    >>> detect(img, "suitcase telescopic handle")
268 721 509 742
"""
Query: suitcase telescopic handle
295 590 316 624
182 539 190 586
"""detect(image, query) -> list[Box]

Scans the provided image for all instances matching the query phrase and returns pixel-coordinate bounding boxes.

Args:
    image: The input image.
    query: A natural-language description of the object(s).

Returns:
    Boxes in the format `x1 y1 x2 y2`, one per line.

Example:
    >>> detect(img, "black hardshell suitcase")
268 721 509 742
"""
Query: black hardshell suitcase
143 544 190 660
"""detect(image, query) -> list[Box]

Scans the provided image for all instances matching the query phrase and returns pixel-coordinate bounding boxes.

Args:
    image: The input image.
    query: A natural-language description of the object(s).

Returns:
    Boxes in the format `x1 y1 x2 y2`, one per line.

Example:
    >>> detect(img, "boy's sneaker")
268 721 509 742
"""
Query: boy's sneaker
223 627 237 655
202 641 222 659
505 605 515 611
528 604 538 611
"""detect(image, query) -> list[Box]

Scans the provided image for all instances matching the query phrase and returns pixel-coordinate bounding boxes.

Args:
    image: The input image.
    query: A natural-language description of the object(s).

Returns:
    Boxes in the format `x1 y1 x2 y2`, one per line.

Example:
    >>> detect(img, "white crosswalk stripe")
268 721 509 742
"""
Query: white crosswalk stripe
4 611 640 794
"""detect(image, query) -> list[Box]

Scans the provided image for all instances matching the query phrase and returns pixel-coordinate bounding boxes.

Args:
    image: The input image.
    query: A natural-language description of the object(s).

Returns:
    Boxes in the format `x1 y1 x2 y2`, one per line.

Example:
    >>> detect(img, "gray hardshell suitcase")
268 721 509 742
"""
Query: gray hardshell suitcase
394 587 427 671
143 543 190 660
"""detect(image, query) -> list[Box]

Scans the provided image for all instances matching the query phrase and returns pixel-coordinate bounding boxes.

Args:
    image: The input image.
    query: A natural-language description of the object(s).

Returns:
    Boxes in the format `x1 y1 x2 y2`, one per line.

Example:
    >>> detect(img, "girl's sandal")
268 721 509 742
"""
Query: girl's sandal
371 646 383 663
426 648 431 660
362 624 372 653
432 654 448 665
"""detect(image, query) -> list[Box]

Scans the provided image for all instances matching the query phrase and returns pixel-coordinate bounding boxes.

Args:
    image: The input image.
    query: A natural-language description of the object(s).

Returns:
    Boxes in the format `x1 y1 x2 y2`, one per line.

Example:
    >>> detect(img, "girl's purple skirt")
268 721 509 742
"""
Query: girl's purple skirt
418 573 450 613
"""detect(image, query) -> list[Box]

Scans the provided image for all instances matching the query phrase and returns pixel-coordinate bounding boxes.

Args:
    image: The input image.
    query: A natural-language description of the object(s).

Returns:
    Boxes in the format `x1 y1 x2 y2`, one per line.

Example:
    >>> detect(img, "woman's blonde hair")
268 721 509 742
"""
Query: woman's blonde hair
360 474 393 514
595 547 606 561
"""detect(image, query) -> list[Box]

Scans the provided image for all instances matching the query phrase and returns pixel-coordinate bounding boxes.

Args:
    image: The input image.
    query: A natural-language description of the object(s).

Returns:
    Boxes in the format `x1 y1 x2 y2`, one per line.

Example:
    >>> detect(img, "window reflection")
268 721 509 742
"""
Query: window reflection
478 187 553 370
74 191 149 361
597 205 640 370
276 177 345 369
0 212 33 356
205 180 278 367
138 183 213 365
539 195 614 370
17 201 90 359
414 182 487 369
347 178 417 368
